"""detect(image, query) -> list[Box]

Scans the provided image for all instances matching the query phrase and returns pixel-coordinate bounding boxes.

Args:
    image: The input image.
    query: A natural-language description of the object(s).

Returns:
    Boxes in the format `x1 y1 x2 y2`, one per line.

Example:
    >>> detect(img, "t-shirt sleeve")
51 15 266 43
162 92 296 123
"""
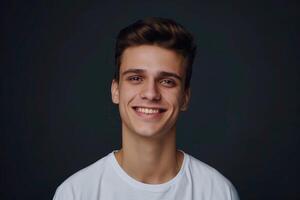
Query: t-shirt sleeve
229 183 240 200
52 182 75 200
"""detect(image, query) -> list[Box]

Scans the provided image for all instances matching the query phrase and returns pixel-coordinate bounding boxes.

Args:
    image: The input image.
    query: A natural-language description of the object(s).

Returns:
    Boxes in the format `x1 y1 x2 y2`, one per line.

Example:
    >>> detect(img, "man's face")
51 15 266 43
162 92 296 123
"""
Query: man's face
111 45 190 139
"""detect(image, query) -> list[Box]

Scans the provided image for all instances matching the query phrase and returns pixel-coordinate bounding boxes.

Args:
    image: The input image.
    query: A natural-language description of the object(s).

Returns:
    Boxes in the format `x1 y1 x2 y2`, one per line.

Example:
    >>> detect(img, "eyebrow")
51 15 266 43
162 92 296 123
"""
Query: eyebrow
158 71 182 81
122 68 182 81
122 69 145 76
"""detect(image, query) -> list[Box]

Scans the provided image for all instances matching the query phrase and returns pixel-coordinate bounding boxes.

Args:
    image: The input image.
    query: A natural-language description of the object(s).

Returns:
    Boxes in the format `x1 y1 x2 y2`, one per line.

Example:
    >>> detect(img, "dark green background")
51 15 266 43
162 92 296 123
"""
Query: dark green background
1 0 299 199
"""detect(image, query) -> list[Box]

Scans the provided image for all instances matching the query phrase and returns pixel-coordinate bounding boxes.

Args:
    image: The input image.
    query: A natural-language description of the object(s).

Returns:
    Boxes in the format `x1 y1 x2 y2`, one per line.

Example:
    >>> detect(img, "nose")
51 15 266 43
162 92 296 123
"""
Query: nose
140 79 161 101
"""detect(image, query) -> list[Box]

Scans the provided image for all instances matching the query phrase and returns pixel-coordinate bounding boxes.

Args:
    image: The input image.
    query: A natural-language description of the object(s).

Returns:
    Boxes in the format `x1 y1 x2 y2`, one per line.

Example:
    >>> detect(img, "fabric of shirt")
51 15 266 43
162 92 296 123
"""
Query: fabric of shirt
53 151 239 200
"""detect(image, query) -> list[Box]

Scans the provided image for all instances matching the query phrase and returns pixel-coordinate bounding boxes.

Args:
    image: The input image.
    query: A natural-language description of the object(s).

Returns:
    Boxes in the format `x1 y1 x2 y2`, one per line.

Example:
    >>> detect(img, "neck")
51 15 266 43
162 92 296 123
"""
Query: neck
115 127 183 184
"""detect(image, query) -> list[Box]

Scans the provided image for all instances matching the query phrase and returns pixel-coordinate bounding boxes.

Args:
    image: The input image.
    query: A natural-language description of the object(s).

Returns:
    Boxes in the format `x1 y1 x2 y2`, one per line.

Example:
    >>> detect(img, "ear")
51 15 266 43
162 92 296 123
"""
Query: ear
181 88 191 111
111 79 120 104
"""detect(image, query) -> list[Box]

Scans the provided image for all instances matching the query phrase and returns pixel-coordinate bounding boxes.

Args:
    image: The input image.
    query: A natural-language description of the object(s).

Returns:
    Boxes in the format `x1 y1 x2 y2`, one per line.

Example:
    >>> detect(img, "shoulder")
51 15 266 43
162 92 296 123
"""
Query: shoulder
187 154 231 184
53 153 111 200
185 153 239 200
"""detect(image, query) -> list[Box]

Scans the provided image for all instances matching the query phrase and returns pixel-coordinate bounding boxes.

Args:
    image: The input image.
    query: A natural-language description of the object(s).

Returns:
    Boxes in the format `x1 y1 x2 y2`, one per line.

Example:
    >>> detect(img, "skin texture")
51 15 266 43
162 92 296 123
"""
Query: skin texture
111 45 190 184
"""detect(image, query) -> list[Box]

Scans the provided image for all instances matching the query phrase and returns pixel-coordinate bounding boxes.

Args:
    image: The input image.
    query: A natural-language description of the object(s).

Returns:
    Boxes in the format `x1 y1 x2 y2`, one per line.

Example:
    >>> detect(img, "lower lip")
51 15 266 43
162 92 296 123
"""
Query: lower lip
133 108 164 120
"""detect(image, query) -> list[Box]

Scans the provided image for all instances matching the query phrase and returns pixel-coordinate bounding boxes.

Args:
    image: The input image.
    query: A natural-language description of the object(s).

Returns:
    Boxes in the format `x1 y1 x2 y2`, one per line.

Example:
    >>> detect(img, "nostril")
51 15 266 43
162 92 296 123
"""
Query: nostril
140 91 161 101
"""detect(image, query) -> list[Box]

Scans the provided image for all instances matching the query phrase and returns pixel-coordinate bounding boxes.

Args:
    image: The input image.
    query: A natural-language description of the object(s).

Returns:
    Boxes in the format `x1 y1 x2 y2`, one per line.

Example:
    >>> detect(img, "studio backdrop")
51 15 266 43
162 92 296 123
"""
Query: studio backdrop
1 1 299 199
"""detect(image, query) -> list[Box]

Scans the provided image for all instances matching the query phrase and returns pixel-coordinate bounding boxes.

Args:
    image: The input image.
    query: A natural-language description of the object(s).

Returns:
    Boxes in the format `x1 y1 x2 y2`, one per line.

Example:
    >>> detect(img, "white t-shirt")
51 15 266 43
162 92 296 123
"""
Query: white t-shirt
53 151 239 200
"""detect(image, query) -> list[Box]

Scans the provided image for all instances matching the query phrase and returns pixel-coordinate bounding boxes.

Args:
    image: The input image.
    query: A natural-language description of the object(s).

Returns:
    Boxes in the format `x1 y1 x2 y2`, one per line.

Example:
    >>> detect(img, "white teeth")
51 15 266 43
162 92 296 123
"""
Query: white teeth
136 107 160 114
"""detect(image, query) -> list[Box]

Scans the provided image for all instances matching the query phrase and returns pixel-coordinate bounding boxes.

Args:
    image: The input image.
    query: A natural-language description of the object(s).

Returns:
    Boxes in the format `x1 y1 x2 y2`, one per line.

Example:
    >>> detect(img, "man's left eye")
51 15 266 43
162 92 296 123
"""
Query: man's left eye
160 79 176 87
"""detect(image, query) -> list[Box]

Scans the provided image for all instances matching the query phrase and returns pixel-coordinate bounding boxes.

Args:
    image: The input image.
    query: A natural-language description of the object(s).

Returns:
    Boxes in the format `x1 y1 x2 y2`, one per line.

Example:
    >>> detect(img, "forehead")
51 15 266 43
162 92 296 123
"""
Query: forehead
120 45 185 76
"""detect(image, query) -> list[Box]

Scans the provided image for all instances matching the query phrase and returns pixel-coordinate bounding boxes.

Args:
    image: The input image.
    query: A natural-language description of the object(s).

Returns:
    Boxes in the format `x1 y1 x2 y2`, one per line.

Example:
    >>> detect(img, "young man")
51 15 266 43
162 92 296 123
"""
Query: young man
53 17 239 200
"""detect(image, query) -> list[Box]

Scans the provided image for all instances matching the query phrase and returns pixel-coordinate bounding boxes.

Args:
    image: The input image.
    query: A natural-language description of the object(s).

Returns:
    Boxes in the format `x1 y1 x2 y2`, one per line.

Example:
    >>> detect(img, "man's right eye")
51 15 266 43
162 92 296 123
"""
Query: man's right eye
127 76 143 83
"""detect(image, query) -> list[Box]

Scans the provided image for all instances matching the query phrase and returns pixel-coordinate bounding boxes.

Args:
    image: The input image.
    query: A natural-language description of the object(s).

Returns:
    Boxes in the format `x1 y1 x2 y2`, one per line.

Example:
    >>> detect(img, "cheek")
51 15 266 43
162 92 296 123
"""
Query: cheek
119 86 138 103
164 91 183 107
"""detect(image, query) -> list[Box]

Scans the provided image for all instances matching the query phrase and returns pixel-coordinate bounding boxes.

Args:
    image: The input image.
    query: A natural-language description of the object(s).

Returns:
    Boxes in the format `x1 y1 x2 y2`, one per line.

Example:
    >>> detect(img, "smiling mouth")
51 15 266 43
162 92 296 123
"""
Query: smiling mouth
132 107 167 115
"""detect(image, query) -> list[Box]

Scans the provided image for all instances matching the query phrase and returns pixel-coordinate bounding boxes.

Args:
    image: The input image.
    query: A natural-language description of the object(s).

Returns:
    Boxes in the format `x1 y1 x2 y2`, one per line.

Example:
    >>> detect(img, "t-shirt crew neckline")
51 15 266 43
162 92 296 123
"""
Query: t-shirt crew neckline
109 150 188 193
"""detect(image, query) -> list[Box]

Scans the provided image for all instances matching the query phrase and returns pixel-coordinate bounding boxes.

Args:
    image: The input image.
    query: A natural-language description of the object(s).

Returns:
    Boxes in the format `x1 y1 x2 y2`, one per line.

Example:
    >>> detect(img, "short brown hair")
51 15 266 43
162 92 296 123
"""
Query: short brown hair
114 17 197 89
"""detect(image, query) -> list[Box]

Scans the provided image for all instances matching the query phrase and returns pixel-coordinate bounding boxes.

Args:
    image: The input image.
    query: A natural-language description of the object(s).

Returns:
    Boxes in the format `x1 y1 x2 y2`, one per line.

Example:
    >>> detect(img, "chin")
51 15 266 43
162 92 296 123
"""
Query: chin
133 126 169 139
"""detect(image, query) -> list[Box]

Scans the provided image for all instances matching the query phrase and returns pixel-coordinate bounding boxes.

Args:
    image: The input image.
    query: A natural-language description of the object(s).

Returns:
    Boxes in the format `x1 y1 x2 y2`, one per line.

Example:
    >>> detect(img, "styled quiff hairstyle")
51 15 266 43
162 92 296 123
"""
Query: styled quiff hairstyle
114 17 197 89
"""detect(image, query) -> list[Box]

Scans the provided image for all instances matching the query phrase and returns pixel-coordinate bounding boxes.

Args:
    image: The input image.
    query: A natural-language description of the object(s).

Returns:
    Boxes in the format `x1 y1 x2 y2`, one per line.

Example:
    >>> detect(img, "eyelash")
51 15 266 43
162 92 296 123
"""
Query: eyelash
128 76 143 83
127 76 176 87
160 79 176 87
